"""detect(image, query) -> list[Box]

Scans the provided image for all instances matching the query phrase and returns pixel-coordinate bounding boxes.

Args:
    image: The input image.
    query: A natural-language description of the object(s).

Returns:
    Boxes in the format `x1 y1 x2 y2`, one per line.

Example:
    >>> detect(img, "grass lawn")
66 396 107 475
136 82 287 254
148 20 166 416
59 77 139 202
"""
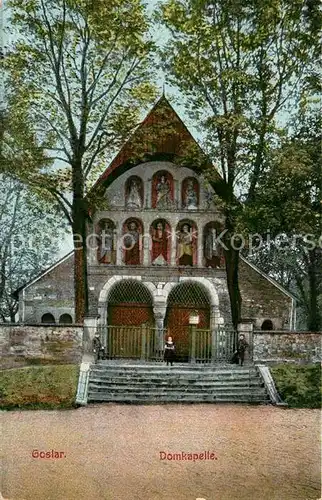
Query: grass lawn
0 364 79 410
270 363 321 408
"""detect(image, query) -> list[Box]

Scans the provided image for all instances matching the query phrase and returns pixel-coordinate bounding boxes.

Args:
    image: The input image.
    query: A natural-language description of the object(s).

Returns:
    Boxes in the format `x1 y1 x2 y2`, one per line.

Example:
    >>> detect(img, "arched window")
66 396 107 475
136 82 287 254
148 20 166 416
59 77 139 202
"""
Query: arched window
59 314 73 324
261 319 274 331
41 313 55 324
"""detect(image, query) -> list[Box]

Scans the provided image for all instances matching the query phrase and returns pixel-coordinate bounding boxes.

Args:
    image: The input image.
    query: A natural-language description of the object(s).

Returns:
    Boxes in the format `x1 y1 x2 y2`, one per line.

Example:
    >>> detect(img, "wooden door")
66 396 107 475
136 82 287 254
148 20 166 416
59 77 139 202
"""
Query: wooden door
165 306 209 361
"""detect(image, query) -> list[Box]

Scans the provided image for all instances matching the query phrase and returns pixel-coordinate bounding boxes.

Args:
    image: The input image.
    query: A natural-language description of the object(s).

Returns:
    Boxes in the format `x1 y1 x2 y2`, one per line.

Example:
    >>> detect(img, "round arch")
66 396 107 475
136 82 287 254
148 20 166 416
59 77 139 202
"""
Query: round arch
163 277 219 308
59 313 73 324
107 279 154 326
41 313 55 324
261 319 274 331
164 280 212 361
97 276 156 327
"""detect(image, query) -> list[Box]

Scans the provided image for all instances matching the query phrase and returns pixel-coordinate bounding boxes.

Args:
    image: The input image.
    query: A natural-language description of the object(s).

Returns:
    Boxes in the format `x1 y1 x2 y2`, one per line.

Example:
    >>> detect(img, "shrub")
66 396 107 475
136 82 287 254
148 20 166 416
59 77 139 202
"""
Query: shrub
271 364 321 408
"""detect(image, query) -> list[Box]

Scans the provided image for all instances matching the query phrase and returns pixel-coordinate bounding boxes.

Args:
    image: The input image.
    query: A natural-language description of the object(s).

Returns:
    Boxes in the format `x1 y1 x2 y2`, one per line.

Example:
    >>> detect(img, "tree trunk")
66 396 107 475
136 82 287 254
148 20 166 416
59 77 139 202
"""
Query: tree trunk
307 249 322 332
224 246 242 330
72 160 88 323
223 210 242 330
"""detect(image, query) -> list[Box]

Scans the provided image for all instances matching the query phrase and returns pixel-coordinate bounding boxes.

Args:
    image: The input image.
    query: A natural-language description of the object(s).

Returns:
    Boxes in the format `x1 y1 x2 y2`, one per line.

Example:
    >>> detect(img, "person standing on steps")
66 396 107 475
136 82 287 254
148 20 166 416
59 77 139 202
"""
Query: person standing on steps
164 336 175 366
237 334 249 366
92 333 104 363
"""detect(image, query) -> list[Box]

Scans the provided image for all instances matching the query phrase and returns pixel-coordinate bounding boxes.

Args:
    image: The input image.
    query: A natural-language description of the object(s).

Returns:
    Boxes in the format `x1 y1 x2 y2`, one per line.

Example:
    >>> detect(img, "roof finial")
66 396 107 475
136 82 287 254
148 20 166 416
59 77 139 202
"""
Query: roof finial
162 82 166 97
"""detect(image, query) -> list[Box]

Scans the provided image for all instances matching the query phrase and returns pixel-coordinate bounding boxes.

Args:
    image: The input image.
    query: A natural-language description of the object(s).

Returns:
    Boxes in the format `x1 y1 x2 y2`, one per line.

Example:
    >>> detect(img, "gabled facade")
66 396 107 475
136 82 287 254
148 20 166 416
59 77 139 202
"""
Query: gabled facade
17 97 296 360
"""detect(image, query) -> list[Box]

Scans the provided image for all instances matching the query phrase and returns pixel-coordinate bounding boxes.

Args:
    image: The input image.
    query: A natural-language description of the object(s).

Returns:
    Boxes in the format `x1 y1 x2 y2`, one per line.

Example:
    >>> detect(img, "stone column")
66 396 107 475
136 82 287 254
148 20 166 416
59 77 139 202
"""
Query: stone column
197 227 203 267
142 233 151 266
170 227 177 266
146 179 152 208
153 305 167 353
211 307 224 364
175 179 180 209
116 229 123 265
83 315 99 353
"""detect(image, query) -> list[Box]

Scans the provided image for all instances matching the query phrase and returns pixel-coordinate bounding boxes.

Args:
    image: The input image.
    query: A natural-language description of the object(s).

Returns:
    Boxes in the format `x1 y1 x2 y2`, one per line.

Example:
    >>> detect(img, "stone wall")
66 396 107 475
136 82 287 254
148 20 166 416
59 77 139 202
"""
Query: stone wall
0 324 83 369
19 254 74 323
239 259 294 330
18 254 294 331
253 331 321 364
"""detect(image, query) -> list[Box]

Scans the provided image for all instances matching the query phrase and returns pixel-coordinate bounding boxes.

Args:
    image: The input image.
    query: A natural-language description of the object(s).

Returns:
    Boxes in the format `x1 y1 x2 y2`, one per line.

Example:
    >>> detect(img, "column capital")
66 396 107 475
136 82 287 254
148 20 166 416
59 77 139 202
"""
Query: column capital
153 306 167 320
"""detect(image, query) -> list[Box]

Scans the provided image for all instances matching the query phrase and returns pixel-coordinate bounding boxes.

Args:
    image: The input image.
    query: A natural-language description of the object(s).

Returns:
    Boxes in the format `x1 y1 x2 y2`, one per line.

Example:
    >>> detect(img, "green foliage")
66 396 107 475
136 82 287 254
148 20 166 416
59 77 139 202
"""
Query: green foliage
157 0 318 194
271 363 321 408
0 175 68 321
245 110 321 238
157 0 319 328
5 0 156 192
244 107 321 330
0 364 79 409
4 0 157 320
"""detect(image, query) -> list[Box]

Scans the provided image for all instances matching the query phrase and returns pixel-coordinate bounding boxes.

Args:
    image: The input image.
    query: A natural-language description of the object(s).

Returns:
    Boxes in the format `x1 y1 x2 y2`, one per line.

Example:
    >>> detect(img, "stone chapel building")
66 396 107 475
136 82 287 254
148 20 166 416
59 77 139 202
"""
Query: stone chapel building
16 97 296 361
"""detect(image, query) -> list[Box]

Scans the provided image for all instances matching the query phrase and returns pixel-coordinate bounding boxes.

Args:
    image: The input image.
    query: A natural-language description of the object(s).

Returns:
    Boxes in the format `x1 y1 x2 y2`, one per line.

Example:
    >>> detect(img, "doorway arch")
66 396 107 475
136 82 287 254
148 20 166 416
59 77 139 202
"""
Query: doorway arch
107 280 154 326
165 281 211 361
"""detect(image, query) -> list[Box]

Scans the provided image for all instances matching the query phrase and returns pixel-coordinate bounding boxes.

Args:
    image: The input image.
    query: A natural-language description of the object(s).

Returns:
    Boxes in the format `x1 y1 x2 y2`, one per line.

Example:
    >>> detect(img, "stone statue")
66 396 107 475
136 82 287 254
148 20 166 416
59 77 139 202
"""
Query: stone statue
184 179 198 209
98 221 115 264
205 227 221 268
124 221 141 265
151 221 169 266
126 178 142 209
177 224 194 266
156 175 173 209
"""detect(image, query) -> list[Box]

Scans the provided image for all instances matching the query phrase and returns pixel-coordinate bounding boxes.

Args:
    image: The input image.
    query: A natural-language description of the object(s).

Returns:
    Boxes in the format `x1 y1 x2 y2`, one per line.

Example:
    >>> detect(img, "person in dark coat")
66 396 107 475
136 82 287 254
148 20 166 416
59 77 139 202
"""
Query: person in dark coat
230 350 239 364
164 336 175 366
237 334 248 366
92 333 103 363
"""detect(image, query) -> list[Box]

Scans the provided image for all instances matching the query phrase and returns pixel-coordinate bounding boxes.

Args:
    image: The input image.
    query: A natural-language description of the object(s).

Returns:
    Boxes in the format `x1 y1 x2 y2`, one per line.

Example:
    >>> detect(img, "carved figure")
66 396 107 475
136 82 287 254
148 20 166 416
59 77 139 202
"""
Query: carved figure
151 221 169 265
177 224 194 266
184 179 198 209
156 175 173 209
124 221 141 265
126 178 142 209
204 226 221 268
98 221 115 264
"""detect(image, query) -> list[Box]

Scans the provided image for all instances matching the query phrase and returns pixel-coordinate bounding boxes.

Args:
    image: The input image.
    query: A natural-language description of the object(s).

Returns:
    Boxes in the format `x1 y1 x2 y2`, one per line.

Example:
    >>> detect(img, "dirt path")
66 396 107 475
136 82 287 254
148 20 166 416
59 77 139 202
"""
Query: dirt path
1 405 321 500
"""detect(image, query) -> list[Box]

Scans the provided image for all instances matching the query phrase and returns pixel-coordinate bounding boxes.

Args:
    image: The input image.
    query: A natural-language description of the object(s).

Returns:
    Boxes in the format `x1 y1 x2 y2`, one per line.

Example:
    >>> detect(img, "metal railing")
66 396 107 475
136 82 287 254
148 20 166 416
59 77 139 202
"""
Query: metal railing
194 328 212 363
102 324 240 363
212 326 236 362
105 325 164 361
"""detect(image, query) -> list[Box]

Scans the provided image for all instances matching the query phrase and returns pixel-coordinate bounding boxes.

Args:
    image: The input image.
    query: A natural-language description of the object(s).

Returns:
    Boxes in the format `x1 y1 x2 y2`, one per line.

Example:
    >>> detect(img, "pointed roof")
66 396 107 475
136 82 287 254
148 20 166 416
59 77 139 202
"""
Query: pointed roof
91 96 209 193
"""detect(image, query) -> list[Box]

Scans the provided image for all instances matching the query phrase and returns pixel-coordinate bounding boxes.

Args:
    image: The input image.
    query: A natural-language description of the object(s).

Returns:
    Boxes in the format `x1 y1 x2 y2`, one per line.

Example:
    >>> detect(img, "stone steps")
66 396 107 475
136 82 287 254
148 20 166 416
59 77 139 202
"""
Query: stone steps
90 366 259 373
88 393 268 403
87 363 270 404
95 363 250 371
89 386 267 396
89 379 263 388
